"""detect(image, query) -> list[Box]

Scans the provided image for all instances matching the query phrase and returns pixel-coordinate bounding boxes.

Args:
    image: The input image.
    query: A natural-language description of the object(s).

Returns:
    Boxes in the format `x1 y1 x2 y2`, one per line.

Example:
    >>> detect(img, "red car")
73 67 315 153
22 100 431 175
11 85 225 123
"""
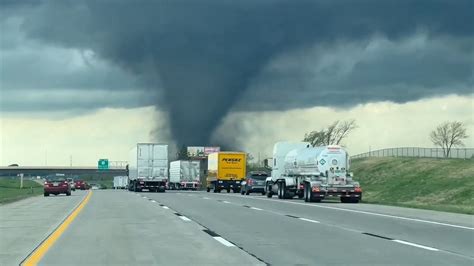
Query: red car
75 180 89 190
44 178 71 197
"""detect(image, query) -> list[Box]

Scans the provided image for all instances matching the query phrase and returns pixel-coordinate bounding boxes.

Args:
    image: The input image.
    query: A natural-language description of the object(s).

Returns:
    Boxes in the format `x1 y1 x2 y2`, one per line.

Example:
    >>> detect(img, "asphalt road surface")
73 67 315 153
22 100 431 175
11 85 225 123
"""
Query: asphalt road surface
0 190 87 265
1 189 472 265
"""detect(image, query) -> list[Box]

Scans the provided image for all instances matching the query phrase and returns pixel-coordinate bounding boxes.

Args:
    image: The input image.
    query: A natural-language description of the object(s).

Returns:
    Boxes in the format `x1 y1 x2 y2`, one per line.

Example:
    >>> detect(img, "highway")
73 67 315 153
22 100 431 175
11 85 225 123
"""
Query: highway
1 190 472 265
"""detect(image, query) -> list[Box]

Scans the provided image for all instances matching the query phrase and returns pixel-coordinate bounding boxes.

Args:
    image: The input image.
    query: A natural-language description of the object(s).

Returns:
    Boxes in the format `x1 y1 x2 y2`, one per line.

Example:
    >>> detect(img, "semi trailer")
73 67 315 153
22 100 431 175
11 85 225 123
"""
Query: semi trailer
206 152 246 193
265 142 362 203
113 176 128 189
128 143 168 192
169 160 201 190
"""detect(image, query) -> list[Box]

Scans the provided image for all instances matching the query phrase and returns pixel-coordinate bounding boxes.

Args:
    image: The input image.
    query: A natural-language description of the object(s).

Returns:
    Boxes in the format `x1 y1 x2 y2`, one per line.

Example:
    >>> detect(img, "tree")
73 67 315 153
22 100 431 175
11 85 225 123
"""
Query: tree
303 119 358 146
176 145 189 160
430 121 468 158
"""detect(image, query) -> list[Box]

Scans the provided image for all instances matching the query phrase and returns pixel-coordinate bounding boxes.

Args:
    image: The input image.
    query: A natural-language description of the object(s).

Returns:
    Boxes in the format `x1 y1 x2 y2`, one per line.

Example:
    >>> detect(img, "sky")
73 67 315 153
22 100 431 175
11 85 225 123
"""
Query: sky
0 0 473 166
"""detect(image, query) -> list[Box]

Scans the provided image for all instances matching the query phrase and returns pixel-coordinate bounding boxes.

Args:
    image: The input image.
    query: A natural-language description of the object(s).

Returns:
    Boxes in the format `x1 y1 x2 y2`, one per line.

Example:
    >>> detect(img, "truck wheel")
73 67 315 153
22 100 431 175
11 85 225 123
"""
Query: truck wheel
277 183 283 199
226 188 231 193
266 183 273 198
304 185 309 202
240 189 244 195
207 187 210 192
298 192 304 199
245 190 250 195
66 191 71 196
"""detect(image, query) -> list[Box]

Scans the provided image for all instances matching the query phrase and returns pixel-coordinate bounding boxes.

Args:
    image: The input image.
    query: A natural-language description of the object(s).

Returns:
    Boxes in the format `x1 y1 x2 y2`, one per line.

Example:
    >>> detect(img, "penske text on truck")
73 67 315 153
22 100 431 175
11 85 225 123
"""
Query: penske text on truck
206 152 246 193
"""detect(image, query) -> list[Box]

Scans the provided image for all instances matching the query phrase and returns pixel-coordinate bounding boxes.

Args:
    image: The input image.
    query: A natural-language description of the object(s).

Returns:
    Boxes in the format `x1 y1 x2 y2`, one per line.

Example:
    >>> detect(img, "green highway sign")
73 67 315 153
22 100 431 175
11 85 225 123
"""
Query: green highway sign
98 159 109 170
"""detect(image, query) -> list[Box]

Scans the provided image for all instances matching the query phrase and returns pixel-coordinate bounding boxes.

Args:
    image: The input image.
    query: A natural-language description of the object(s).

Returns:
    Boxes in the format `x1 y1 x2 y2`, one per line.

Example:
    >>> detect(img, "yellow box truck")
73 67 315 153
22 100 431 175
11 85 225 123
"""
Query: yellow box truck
206 152 246 193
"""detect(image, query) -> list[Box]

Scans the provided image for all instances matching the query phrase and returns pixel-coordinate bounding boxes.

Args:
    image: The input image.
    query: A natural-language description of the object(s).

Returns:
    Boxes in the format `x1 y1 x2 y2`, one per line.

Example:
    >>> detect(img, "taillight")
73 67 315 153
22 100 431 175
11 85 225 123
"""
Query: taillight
355 187 362 193
312 186 320 192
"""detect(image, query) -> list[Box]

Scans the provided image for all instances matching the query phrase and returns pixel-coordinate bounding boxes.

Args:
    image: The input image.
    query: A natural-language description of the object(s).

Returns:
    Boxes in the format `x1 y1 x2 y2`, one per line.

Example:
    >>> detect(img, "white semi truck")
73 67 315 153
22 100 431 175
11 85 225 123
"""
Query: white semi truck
169 160 201 190
128 143 168 192
113 176 129 189
265 141 362 203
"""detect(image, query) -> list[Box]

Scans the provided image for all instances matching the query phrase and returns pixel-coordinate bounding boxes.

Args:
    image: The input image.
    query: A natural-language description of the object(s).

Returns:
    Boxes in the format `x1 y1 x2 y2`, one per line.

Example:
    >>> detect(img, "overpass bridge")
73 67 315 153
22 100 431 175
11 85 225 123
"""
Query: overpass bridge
0 166 127 177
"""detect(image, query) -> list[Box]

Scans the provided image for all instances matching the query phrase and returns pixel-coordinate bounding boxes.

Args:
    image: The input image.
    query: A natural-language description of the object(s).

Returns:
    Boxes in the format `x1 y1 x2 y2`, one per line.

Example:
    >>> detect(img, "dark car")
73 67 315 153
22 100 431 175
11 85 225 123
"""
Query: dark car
75 180 89 190
241 171 269 195
44 177 71 197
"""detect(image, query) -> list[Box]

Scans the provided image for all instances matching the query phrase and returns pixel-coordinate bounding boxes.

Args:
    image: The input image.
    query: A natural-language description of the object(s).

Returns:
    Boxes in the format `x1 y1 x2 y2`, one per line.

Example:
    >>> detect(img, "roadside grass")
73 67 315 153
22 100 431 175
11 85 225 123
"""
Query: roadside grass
352 157 474 214
0 179 43 204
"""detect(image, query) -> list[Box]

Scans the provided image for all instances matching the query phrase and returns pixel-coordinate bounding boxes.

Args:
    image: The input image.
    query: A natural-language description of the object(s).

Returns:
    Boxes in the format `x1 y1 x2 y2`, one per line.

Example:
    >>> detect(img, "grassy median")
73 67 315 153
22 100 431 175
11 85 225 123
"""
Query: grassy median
351 157 474 214
0 179 44 204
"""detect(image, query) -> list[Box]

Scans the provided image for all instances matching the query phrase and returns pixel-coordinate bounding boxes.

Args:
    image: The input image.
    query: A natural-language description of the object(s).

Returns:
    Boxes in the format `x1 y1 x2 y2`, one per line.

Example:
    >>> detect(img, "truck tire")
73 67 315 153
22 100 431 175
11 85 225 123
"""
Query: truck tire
261 192 266 196
66 191 71 196
226 188 231 193
240 189 244 195
298 192 304 199
245 190 250 195
304 185 309 202
206 187 210 192
266 183 273 198
277 183 283 199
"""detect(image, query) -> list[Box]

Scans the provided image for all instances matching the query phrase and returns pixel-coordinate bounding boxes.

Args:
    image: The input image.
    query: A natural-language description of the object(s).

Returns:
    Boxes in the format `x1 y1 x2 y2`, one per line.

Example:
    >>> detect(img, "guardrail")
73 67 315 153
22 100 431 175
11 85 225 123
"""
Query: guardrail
351 147 474 159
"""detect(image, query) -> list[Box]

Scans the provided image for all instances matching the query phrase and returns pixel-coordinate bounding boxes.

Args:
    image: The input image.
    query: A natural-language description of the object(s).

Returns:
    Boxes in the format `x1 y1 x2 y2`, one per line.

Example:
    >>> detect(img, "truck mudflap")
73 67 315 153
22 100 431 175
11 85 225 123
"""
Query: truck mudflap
310 188 362 200
137 180 167 192
210 180 242 193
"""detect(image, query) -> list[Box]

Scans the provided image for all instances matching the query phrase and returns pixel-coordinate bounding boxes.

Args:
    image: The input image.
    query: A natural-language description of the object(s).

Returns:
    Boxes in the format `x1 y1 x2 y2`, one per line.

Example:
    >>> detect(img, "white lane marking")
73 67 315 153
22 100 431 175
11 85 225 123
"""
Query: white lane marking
179 216 191 221
151 200 156 203
299 217 320 223
142 196 148 199
162 206 169 209
250 207 263 211
213 237 235 247
392 240 439 251
222 201 231 204
203 197 210 200
213 194 474 231
188 194 193 197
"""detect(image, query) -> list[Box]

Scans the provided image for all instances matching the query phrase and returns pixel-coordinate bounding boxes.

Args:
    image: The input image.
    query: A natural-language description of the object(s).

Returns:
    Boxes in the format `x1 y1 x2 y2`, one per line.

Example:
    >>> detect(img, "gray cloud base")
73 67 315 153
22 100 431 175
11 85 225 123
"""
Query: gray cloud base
1 0 473 146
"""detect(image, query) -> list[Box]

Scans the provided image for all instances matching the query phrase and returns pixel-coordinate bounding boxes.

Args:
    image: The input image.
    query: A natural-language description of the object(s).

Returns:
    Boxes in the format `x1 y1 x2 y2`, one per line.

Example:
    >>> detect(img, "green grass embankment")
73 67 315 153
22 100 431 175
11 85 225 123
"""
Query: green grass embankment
352 157 474 214
0 179 44 204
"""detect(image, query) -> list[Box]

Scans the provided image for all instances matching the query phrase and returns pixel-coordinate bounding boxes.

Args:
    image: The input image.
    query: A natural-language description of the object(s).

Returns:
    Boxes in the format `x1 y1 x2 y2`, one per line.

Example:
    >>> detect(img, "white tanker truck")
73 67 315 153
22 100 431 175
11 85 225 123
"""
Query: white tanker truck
265 141 362 203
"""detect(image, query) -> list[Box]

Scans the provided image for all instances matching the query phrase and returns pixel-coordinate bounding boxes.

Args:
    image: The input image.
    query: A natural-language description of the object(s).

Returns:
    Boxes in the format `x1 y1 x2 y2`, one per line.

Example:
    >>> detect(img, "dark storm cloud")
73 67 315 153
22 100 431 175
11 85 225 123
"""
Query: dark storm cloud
1 0 473 146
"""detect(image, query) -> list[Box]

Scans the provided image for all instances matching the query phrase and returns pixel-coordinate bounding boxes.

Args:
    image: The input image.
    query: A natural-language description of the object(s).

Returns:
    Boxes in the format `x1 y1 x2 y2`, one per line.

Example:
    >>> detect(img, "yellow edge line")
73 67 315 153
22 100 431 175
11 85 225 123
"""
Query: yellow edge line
22 190 93 266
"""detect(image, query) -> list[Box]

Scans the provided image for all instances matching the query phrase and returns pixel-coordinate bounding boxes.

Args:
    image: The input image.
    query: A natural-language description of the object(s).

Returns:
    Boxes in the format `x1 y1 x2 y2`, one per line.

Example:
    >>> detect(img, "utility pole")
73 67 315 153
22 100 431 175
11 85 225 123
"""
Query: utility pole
20 173 24 189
